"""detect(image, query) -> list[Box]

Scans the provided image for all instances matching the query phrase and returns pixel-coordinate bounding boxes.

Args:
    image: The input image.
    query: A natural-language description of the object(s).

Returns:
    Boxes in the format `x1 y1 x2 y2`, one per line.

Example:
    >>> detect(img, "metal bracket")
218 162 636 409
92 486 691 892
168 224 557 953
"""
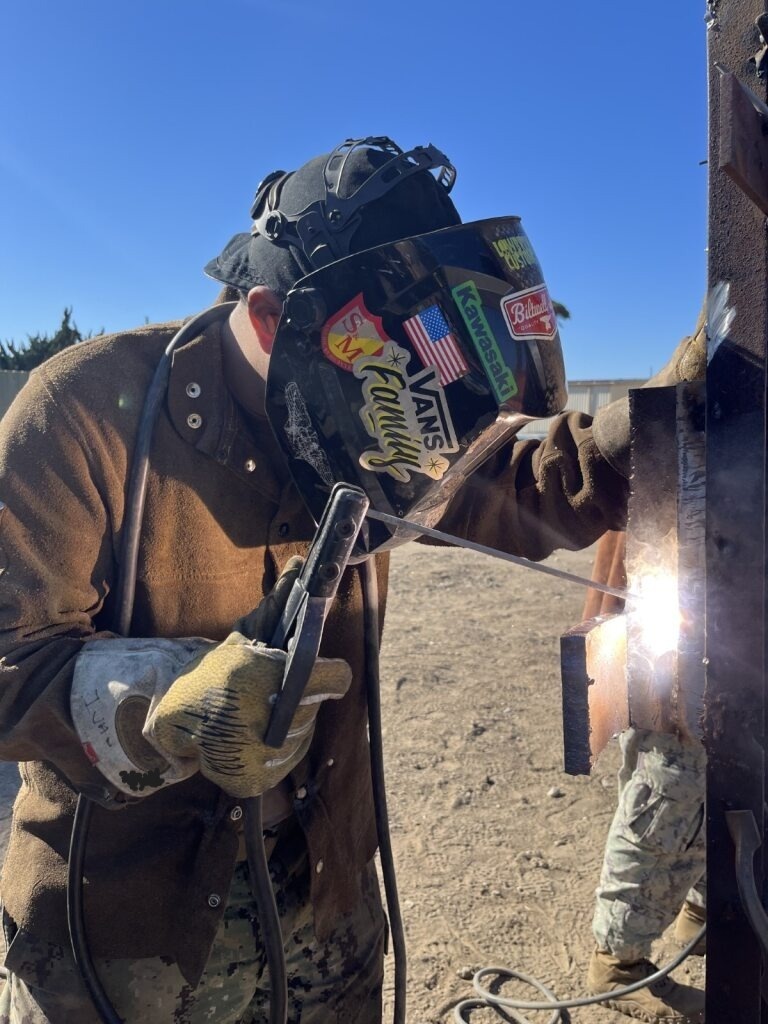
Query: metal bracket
726 809 768 958
719 68 768 215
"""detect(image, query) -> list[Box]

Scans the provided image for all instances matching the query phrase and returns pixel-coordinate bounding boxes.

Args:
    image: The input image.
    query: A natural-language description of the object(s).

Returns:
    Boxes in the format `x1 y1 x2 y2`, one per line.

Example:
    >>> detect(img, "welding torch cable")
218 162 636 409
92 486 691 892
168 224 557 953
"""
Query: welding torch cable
361 556 408 1024
451 925 706 1023
365 509 634 603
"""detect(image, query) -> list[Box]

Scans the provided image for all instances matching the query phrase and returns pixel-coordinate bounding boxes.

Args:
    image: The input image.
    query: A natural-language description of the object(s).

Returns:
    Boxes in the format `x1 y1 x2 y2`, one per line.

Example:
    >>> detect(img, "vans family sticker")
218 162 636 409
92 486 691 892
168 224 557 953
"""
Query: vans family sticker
354 343 459 482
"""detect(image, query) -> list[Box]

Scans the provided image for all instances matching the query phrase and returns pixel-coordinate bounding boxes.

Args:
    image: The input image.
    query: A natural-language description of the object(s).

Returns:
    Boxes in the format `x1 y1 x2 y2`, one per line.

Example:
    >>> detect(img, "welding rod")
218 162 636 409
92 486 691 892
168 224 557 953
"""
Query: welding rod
366 508 634 602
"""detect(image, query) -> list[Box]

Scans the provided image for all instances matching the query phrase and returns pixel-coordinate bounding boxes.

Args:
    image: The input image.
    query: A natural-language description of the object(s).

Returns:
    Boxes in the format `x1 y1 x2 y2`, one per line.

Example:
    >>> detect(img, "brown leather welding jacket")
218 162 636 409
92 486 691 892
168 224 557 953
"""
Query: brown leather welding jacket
0 318 627 986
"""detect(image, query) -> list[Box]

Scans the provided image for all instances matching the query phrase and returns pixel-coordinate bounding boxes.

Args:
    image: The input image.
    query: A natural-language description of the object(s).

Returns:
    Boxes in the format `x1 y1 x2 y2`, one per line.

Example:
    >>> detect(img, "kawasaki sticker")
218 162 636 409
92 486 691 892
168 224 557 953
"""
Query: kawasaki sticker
321 293 389 371
354 343 459 482
451 281 518 403
501 284 557 342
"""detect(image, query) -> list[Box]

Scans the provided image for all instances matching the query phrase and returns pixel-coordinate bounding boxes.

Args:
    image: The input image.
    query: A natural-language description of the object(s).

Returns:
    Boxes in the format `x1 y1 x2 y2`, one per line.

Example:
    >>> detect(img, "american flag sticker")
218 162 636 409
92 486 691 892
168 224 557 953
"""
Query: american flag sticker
403 304 469 386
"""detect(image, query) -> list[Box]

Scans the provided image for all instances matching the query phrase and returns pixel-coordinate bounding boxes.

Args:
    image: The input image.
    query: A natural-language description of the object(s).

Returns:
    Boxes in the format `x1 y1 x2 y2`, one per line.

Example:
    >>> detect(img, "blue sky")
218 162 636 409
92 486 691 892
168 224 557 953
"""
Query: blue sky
1 0 706 380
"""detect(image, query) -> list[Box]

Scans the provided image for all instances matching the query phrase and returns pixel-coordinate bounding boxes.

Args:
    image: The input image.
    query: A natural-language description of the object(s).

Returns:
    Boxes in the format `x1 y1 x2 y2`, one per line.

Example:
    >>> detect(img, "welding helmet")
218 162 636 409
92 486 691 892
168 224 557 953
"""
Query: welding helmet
206 138 567 552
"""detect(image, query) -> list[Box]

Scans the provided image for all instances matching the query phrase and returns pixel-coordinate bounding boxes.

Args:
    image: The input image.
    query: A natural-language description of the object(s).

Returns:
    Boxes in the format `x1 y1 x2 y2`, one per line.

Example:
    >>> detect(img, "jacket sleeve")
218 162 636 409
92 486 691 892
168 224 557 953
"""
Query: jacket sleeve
437 411 628 561
0 368 123 797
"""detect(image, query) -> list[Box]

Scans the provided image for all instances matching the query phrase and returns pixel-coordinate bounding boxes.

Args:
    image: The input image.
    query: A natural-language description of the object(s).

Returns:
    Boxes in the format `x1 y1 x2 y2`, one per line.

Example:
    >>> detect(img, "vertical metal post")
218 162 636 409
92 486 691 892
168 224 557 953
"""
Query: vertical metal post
705 2 768 1019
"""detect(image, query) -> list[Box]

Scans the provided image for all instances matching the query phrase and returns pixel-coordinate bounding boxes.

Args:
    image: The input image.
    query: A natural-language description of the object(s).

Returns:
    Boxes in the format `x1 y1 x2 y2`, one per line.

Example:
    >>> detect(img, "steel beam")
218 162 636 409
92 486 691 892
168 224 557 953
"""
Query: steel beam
705 2 768 1019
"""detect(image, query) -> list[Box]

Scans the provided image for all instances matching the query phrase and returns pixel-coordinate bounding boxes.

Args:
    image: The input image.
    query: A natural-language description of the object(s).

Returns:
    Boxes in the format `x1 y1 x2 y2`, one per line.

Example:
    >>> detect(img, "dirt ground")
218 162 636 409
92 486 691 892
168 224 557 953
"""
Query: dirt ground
378 541 705 1024
0 542 705 1023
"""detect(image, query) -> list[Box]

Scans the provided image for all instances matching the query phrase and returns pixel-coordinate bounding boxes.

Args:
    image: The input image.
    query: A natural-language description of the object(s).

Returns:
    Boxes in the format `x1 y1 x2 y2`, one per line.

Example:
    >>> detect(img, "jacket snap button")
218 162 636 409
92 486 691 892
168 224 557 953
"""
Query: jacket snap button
315 859 324 874
186 382 201 398
207 893 221 908
244 459 256 473
278 522 290 537
295 786 307 800
230 806 243 821
187 413 202 430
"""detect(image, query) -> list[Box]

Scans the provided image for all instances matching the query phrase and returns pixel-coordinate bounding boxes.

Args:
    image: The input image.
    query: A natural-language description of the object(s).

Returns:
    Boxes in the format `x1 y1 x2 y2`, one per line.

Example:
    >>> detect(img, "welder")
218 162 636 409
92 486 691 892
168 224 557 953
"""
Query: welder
0 136 703 1023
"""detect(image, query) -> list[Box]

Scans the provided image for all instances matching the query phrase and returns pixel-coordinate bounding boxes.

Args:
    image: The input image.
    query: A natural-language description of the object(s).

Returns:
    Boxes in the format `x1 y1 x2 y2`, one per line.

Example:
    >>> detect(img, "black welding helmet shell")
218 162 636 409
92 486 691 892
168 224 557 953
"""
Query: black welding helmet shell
265 216 567 552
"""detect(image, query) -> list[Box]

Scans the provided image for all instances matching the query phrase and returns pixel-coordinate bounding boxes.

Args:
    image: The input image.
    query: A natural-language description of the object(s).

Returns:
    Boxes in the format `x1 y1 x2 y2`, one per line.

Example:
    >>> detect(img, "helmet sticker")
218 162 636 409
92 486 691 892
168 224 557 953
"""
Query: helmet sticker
284 381 335 486
501 284 558 342
354 343 459 482
490 231 538 273
402 303 468 386
451 280 518 403
321 293 389 371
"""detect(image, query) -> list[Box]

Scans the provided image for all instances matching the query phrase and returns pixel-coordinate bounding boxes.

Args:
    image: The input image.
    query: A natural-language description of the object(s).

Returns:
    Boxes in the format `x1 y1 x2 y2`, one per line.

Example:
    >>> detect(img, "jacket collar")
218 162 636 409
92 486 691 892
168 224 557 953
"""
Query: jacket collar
166 318 286 505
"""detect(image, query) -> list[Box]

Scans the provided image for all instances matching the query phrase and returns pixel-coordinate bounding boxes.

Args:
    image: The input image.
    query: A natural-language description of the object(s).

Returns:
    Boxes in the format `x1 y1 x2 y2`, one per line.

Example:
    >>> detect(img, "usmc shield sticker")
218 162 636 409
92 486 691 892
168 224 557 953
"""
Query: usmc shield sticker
321 293 389 371
354 343 459 482
501 284 558 342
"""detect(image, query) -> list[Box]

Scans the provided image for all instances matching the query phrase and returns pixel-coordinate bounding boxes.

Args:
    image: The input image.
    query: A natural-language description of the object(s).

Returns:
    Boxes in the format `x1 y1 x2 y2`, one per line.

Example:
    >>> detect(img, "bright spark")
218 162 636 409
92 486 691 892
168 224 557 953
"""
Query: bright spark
631 570 681 658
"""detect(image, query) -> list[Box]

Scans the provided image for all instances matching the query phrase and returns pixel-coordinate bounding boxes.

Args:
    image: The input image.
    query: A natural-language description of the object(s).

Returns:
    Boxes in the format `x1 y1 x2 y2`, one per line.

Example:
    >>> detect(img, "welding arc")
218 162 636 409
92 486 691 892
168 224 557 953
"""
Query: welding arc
366 509 632 601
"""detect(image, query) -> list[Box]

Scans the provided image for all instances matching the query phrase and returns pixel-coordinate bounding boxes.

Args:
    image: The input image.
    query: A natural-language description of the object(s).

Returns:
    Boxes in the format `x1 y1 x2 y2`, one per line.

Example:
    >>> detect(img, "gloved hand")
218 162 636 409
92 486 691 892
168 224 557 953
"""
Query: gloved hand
143 558 352 798
592 308 706 477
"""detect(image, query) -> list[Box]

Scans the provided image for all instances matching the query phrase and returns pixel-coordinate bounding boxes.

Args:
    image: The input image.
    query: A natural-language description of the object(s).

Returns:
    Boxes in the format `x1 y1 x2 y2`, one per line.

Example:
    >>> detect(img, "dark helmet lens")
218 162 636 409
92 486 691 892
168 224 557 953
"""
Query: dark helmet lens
266 217 566 544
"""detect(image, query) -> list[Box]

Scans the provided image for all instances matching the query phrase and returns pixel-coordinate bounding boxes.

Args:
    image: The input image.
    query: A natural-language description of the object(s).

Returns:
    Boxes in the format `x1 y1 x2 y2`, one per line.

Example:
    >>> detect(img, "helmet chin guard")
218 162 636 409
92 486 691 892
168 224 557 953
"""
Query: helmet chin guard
265 216 566 554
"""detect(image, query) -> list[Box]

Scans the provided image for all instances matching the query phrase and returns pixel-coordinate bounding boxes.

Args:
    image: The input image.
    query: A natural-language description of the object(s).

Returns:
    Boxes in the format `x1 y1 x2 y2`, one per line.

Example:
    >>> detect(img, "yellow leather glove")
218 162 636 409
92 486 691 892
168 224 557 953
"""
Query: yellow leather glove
143 559 352 797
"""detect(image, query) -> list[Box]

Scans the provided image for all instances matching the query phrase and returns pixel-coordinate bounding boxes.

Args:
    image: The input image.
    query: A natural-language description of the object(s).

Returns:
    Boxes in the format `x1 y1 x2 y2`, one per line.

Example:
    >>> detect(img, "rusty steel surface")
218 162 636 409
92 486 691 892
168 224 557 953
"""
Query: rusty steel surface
720 70 768 215
705 1 768 1019
561 614 629 776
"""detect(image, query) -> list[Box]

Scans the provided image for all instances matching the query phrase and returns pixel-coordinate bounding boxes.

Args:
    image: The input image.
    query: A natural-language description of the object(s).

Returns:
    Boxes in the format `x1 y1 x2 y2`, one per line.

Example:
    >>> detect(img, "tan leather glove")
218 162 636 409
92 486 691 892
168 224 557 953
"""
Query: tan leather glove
143 559 352 797
592 308 706 477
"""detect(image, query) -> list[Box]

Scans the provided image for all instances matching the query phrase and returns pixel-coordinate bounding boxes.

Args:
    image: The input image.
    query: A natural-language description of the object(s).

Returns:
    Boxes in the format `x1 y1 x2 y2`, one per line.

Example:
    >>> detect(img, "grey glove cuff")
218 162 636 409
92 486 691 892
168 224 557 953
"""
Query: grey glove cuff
71 637 213 797
592 396 630 478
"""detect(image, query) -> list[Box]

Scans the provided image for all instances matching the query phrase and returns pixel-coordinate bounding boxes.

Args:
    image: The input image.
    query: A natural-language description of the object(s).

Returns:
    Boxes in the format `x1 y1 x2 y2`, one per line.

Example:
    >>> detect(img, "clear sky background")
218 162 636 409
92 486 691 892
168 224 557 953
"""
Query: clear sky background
1 0 707 380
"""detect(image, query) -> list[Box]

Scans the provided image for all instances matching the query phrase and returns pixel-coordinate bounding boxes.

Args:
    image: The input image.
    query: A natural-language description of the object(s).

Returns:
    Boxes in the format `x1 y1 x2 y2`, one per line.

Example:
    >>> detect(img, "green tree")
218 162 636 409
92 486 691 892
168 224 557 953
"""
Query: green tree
0 308 98 371
553 300 570 323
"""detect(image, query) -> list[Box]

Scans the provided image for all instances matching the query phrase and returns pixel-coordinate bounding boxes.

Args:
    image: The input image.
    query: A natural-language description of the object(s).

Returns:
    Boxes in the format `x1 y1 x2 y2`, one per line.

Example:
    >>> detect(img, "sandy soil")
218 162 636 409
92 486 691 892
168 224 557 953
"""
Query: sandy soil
378 541 705 1024
0 542 705 1023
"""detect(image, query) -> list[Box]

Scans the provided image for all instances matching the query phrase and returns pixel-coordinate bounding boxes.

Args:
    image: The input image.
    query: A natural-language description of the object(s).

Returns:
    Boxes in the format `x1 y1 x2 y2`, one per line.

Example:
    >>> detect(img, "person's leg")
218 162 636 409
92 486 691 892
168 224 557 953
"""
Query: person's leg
588 730 705 1022
592 730 705 959
0 863 265 1024
242 829 386 1024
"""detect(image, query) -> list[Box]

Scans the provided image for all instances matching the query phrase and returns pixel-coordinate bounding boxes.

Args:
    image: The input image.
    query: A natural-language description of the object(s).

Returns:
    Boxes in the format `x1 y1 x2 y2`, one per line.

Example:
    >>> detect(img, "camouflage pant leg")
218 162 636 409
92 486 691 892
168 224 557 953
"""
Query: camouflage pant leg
592 728 706 960
0 903 257 1024
0 831 385 1023
241 853 386 1024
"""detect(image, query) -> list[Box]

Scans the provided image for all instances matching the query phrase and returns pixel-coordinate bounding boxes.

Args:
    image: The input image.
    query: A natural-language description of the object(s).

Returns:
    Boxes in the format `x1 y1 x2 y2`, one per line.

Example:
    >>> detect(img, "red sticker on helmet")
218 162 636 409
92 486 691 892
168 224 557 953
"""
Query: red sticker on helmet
501 285 557 342
321 294 389 371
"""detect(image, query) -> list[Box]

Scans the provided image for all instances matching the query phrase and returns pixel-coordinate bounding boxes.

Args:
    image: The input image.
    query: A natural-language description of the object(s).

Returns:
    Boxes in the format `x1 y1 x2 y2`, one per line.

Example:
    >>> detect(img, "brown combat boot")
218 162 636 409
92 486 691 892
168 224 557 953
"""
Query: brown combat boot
587 948 704 1023
673 901 707 956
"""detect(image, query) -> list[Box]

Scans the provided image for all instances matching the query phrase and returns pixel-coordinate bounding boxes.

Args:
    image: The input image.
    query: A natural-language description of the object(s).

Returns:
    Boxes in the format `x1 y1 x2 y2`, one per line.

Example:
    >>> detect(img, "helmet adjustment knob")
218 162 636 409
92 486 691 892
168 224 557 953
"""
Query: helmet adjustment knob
284 288 327 330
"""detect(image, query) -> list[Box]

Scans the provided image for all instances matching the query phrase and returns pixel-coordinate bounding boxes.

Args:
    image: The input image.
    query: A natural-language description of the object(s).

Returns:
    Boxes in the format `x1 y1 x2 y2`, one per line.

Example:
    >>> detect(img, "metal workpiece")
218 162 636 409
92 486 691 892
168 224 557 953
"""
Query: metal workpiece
625 382 706 740
705 2 768 1019
560 614 629 776
558 382 705 776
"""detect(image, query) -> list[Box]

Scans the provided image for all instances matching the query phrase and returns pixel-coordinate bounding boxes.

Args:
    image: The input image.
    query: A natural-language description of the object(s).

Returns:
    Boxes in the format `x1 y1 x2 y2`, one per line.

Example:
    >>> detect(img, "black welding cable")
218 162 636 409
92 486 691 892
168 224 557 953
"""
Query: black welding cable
361 557 407 1024
242 796 288 1024
67 797 124 1024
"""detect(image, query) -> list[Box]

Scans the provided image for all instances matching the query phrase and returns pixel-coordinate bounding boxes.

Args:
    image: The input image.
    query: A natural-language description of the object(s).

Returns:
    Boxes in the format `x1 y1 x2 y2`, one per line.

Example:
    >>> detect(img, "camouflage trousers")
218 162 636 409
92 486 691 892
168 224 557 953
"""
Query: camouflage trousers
0 827 386 1023
592 728 706 960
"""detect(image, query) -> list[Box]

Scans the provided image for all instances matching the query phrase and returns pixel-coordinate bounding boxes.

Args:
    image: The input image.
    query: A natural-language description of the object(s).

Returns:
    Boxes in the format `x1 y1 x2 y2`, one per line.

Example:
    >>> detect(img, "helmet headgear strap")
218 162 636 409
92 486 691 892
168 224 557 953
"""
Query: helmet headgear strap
250 136 456 271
